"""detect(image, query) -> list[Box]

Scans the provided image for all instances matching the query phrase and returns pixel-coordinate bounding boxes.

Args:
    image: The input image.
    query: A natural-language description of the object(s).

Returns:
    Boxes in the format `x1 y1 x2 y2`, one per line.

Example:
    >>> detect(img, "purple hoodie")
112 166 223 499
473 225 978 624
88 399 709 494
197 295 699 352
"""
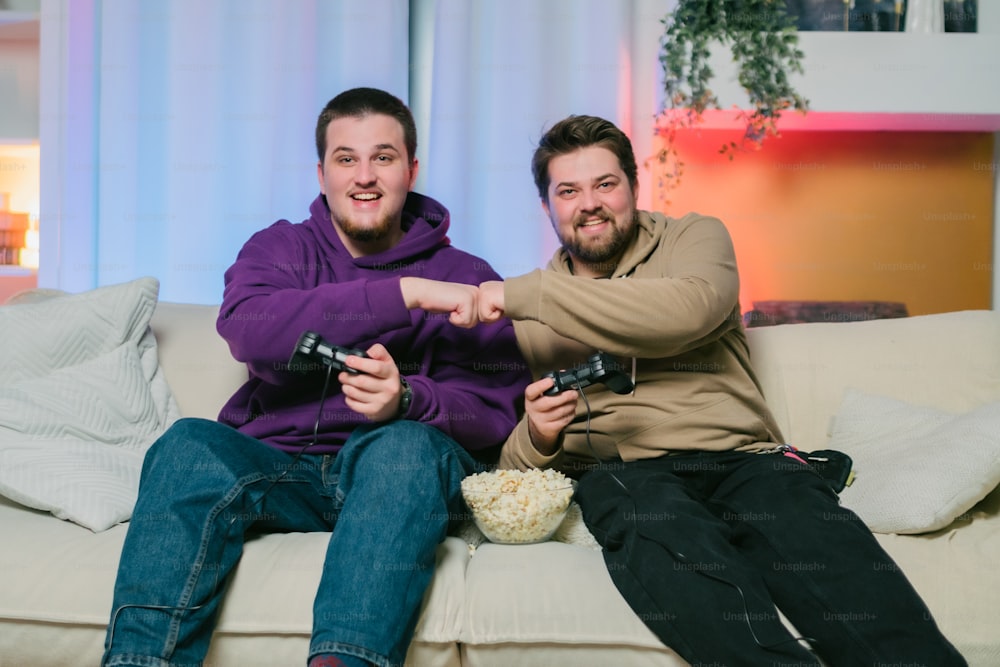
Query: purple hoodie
216 192 531 455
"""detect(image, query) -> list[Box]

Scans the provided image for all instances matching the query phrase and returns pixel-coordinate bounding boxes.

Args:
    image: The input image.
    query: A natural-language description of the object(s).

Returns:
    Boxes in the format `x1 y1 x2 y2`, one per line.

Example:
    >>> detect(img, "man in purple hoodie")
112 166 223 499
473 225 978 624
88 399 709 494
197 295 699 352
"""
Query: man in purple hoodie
102 88 530 667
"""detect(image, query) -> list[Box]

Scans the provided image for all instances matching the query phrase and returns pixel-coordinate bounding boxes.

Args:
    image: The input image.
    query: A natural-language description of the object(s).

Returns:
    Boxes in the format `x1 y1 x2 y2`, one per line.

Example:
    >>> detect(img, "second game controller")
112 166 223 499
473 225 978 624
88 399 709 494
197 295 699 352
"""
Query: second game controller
542 352 634 396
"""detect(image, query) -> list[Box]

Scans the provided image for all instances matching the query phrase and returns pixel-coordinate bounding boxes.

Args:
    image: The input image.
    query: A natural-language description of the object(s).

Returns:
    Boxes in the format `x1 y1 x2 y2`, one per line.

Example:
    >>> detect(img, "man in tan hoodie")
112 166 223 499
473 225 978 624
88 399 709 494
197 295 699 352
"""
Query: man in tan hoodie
473 114 966 666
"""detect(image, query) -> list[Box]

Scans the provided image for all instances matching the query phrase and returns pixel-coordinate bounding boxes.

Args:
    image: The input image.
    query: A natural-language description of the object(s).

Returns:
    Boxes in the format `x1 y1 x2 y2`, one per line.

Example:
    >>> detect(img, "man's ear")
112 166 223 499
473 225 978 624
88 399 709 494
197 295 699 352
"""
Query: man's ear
408 158 420 190
540 197 551 219
316 161 325 195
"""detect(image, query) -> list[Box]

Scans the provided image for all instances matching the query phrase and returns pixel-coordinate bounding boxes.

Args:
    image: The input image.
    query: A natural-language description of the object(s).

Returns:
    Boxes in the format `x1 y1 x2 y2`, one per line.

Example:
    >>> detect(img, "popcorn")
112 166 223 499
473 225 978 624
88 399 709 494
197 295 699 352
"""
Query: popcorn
461 468 574 544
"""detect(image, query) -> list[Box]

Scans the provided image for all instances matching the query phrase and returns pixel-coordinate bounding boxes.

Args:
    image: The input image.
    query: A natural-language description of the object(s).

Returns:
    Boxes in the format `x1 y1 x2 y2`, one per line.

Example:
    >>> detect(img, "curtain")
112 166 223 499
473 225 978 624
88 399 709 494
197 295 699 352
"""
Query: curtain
412 0 672 277
39 0 673 302
39 0 410 302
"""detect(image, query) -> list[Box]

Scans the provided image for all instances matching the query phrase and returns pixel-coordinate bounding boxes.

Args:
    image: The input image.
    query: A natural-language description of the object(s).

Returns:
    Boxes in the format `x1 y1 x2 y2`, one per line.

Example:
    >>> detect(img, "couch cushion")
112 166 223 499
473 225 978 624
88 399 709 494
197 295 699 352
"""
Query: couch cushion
872 485 1000 666
0 277 180 531
746 310 1000 450
0 494 467 665
460 541 682 655
458 496 1000 666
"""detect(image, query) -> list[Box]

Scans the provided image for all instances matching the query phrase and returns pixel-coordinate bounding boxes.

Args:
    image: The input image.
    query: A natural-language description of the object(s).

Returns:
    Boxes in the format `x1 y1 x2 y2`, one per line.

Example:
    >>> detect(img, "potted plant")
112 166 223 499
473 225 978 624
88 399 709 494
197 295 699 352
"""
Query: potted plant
654 0 810 195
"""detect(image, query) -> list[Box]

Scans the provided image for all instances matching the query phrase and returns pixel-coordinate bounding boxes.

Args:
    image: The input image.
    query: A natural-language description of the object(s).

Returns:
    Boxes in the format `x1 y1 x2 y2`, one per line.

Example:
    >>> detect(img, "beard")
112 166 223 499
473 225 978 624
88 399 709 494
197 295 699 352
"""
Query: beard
335 212 395 244
558 210 636 270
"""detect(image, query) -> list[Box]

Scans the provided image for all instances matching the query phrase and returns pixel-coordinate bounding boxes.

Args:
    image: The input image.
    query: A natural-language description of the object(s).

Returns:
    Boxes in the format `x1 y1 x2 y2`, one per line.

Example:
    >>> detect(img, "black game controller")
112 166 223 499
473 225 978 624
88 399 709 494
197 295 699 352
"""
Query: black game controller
288 331 368 374
542 352 634 396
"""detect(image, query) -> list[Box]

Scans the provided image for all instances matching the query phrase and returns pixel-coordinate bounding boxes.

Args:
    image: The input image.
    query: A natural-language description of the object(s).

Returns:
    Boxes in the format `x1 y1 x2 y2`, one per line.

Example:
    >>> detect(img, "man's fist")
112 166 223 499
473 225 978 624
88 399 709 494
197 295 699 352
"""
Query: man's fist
400 277 480 328
478 280 506 323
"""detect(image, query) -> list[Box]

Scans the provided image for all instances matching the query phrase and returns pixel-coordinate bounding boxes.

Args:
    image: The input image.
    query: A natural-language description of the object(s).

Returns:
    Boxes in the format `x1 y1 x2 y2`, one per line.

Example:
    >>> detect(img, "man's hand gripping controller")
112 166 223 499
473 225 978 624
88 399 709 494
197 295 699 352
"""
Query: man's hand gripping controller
542 352 634 396
288 331 368 374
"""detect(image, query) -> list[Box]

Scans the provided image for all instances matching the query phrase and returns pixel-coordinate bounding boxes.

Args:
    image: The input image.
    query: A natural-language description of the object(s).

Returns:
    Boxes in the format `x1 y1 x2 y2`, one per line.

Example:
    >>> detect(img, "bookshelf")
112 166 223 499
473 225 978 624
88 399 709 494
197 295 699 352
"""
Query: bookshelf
0 7 39 299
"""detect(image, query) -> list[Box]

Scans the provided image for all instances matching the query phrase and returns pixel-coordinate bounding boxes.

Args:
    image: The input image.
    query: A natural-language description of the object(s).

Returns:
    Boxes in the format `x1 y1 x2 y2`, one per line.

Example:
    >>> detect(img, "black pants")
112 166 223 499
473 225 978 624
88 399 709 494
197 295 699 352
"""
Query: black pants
574 451 967 667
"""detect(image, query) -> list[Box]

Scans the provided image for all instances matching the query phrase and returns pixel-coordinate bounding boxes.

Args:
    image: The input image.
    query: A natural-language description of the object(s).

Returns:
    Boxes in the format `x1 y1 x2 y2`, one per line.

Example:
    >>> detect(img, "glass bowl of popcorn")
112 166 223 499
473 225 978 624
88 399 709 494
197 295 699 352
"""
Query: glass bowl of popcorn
461 468 574 545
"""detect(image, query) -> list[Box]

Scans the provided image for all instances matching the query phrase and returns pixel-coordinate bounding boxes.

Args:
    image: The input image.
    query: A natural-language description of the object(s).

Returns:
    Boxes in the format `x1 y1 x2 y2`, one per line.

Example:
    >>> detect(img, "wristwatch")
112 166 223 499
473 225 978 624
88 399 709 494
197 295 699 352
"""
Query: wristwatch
397 376 413 419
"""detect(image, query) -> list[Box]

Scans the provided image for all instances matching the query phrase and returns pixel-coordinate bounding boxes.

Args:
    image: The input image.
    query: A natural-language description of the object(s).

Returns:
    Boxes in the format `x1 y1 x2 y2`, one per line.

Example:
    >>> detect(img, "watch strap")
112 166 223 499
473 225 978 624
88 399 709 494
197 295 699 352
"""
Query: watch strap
396 376 413 419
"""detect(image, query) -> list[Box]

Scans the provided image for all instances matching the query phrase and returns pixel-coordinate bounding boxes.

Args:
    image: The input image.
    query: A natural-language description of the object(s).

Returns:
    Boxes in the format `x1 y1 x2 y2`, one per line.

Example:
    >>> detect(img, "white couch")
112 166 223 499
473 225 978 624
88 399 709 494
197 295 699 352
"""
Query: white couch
1 295 999 667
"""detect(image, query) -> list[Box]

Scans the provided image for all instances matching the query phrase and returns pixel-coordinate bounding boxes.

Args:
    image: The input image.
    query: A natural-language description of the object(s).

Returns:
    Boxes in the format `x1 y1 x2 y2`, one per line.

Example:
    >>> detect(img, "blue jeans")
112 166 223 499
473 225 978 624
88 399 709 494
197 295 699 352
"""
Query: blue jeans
102 417 480 667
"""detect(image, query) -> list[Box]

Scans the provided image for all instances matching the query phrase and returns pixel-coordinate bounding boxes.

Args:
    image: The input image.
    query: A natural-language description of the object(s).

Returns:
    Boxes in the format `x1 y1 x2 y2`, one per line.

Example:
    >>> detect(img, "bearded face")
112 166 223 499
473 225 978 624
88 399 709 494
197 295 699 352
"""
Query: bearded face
542 146 638 278
317 113 418 256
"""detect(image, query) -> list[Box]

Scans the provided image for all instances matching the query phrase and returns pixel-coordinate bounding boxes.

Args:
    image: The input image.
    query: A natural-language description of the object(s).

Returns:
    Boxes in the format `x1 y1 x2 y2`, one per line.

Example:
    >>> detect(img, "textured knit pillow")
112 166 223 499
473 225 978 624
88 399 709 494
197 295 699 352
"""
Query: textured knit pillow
829 388 1000 534
0 277 180 531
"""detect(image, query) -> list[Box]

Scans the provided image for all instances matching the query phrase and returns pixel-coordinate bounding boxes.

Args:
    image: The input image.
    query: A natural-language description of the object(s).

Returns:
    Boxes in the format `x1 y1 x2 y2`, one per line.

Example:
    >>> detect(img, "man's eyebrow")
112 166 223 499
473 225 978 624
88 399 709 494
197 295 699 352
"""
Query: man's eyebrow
331 143 402 154
555 173 618 189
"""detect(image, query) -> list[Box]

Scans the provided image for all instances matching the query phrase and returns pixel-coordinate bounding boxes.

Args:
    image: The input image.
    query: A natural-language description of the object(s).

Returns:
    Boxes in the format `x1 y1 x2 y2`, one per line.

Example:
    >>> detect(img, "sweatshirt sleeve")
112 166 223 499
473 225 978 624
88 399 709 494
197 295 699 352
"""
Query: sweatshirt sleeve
216 223 412 385
503 215 741 359
498 418 564 471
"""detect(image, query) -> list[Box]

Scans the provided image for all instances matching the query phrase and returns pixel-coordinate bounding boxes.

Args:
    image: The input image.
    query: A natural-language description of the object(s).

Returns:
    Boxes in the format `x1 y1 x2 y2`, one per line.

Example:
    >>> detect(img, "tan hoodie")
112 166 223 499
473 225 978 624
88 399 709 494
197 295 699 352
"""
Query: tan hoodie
498 210 784 473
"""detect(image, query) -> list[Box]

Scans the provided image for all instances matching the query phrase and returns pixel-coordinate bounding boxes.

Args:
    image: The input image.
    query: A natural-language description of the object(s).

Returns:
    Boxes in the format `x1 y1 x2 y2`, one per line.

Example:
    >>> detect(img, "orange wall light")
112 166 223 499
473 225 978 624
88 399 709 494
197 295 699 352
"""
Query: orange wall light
653 129 994 317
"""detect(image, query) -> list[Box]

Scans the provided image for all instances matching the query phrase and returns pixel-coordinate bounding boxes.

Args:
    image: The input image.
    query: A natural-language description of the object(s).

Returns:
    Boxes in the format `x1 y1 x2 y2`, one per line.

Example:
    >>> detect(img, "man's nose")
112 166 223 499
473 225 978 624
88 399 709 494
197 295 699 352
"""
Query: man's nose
355 160 376 185
579 189 600 212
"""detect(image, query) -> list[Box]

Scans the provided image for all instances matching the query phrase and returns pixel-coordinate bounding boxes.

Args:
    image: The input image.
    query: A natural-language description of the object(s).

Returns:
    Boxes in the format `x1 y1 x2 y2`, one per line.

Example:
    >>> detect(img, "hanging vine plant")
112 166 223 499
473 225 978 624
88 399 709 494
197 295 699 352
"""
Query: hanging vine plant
654 0 810 195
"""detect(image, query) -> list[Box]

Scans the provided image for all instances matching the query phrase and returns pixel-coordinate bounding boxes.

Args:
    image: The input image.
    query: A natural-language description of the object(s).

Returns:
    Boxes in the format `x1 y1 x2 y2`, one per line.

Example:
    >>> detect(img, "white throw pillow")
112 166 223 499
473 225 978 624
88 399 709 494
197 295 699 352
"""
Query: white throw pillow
829 388 1000 534
0 277 180 531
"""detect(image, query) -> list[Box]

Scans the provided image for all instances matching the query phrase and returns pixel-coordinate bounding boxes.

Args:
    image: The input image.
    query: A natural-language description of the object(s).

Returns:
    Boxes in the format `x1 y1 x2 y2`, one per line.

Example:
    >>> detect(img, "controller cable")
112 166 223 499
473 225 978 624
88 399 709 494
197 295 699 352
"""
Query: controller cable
105 363 337 655
570 374 818 656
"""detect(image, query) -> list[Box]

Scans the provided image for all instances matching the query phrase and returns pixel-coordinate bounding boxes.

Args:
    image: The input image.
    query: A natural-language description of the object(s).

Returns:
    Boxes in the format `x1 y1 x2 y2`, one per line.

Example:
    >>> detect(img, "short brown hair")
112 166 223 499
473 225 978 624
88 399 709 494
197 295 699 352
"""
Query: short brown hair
531 115 638 201
315 87 417 165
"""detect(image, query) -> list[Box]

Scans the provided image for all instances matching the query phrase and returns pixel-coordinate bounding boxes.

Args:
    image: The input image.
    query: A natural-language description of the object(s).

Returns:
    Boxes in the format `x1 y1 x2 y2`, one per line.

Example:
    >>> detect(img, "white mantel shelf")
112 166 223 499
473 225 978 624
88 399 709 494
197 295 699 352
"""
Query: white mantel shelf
701 5 1000 133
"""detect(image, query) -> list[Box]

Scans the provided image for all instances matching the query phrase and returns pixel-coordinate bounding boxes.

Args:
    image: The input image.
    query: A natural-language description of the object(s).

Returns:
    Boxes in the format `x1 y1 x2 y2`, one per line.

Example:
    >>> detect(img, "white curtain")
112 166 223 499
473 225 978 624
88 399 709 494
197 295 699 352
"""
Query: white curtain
412 0 672 277
40 0 410 302
40 0 673 301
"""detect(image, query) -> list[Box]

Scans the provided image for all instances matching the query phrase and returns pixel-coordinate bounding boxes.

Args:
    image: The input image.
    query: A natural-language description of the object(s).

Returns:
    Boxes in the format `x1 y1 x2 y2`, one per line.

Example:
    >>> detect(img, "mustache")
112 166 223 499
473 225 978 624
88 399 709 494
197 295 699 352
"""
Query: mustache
574 209 614 227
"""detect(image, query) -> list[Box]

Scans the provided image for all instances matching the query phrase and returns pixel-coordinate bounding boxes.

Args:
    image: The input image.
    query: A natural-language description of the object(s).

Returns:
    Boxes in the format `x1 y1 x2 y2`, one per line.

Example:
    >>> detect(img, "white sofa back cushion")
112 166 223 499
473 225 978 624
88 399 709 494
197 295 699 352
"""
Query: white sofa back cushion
149 302 248 419
746 310 1000 451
